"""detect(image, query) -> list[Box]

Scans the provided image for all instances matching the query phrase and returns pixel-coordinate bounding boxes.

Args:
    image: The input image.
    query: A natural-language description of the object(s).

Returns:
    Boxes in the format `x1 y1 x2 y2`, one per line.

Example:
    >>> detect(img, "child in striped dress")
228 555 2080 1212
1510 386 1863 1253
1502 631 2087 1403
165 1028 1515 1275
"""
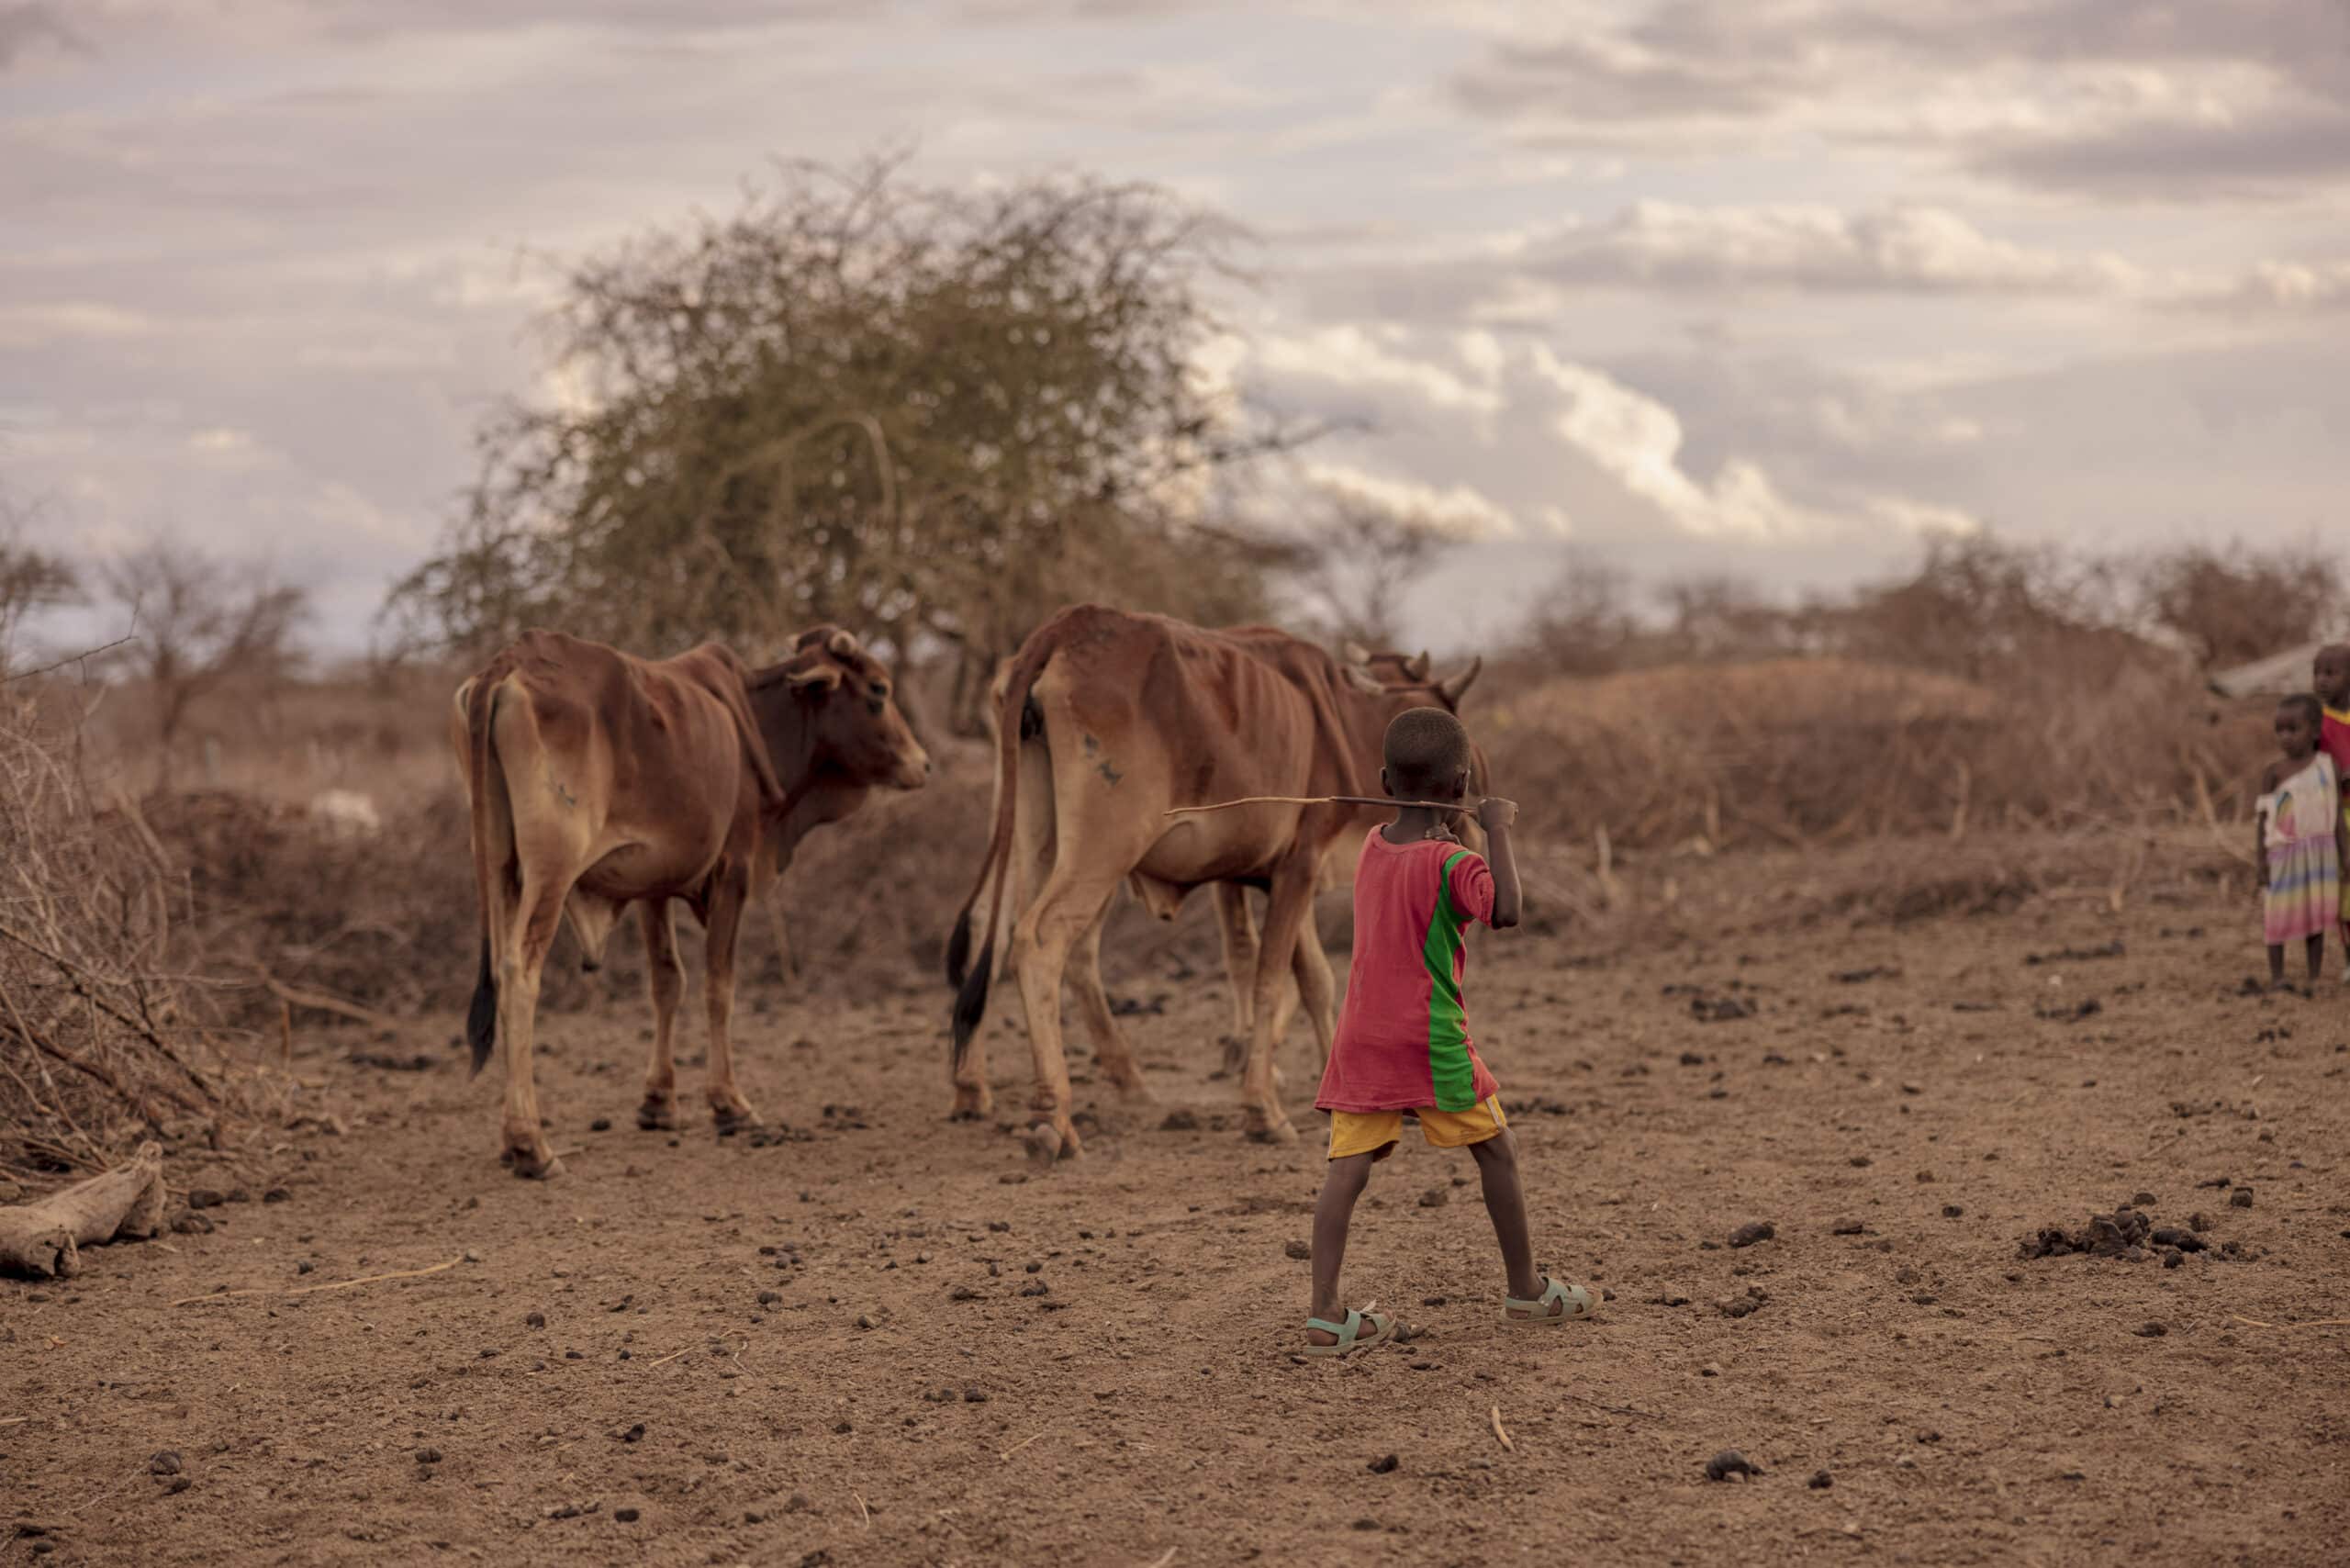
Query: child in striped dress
2256 693 2346 989
2311 645 2350 980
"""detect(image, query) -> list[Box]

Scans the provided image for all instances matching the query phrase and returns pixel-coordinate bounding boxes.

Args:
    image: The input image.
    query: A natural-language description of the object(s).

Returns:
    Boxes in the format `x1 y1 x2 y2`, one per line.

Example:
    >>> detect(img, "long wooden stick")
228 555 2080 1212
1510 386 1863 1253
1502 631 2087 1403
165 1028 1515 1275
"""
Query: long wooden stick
1163 794 1471 818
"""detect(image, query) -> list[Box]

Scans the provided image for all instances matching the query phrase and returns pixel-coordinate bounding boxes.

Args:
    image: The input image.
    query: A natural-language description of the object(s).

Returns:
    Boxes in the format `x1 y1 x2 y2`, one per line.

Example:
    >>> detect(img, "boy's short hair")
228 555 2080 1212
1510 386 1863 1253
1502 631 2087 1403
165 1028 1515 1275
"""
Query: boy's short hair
1384 707 1471 797
2281 691 2323 730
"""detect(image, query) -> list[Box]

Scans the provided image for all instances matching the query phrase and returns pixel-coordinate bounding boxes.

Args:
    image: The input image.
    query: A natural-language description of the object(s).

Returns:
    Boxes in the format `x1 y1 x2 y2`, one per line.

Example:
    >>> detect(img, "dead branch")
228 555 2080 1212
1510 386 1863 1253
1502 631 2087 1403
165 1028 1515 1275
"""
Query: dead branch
0 1142 165 1278
1 633 139 684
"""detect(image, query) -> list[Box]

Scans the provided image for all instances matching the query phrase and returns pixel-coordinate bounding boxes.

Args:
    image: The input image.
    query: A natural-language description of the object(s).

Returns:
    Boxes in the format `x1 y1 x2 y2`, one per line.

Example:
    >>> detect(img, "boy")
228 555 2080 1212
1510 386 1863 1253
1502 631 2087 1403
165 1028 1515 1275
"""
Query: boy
1304 706 1595 1355
2313 645 2350 977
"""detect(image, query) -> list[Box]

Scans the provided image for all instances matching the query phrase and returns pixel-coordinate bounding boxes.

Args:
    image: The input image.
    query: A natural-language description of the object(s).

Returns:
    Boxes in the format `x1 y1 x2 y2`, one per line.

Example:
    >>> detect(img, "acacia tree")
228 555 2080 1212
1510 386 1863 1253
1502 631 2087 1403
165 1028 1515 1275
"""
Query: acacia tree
98 541 308 783
386 158 1317 724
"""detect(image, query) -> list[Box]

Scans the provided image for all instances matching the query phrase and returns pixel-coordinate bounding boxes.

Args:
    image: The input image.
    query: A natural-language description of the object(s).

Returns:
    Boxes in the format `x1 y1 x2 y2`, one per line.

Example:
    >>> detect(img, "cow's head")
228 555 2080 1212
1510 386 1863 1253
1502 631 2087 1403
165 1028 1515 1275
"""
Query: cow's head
755 626 932 792
1339 642 1482 711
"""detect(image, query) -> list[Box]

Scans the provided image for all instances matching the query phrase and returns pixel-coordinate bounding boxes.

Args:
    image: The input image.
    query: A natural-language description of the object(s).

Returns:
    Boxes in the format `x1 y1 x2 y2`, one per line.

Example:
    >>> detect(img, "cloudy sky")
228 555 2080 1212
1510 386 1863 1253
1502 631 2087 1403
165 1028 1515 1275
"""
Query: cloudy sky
6 0 2348 655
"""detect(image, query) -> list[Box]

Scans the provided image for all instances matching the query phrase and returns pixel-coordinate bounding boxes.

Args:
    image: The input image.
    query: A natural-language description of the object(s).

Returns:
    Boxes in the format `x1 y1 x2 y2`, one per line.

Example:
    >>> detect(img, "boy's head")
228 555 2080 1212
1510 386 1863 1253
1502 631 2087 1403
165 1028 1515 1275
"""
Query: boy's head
2313 644 2350 710
1382 706 1472 801
2277 692 2322 758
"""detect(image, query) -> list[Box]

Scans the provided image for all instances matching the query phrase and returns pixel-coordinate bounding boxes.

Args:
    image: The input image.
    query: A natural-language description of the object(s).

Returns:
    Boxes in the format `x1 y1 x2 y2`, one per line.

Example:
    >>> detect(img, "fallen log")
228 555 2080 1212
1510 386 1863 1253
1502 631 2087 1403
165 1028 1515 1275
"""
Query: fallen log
0 1141 166 1278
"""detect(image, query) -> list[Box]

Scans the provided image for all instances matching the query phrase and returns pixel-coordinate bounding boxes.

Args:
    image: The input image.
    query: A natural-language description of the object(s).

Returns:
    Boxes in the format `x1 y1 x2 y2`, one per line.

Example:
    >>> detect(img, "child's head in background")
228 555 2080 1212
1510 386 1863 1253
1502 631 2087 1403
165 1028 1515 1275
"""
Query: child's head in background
2277 692 2322 761
2311 646 2350 711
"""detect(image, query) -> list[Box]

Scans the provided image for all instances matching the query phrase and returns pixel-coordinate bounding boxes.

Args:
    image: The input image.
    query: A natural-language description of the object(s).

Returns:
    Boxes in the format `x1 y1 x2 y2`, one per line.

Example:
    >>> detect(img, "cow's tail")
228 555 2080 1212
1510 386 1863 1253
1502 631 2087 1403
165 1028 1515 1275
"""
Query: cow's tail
949 633 1055 1071
458 675 515 1078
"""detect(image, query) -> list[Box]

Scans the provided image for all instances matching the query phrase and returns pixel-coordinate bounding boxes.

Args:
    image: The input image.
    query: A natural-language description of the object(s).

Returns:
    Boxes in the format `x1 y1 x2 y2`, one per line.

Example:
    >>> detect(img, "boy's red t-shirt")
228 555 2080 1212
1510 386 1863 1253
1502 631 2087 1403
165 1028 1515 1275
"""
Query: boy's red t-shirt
2322 707 2350 794
1315 827 1501 1114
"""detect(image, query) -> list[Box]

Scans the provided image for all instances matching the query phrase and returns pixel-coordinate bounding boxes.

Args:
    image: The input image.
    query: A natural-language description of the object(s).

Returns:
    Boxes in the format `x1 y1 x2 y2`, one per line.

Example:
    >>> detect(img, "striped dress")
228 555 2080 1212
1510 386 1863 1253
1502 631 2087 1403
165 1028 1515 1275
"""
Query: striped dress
2261 751 2340 946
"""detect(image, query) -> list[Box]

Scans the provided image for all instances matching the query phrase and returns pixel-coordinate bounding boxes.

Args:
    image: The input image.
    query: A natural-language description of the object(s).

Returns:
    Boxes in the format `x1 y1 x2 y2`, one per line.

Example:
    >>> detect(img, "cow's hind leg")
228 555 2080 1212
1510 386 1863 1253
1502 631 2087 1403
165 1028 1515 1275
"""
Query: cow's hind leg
1068 890 1150 1100
1292 916 1338 1076
1011 869 1123 1163
495 872 569 1178
635 900 687 1131
1214 883 1259 1078
701 865 761 1135
1238 852 1320 1145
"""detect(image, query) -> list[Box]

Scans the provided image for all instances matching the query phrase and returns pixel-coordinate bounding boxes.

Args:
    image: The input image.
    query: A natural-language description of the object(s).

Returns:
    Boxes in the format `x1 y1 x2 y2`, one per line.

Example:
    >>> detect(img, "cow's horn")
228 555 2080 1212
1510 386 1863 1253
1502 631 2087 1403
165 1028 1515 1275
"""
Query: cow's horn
786 661 844 691
826 629 859 658
1340 663 1384 696
1341 641 1371 666
1435 655 1483 707
1405 649 1431 681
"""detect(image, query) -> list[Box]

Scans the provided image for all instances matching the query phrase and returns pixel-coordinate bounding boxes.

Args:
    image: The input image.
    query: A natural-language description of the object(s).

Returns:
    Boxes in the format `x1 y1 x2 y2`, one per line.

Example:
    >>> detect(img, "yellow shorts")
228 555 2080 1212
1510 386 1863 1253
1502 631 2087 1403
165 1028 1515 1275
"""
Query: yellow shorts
1327 1097 1508 1161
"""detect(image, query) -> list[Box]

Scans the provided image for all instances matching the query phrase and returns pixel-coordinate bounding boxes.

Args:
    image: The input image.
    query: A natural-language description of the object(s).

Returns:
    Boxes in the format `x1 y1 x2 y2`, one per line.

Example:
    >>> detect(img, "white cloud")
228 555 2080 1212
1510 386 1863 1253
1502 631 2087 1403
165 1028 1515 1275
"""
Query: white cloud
1257 324 1505 414
1527 201 2146 297
1445 1 2350 202
1453 328 1505 383
185 426 266 467
0 301 156 346
1525 345 1810 540
1525 345 1977 543
1301 460 1524 540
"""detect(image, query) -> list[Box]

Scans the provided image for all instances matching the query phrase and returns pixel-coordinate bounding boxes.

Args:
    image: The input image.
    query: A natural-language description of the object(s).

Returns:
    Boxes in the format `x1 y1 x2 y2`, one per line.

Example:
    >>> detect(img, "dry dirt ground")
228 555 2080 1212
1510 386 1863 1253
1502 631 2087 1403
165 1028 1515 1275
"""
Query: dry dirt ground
8 883 2350 1567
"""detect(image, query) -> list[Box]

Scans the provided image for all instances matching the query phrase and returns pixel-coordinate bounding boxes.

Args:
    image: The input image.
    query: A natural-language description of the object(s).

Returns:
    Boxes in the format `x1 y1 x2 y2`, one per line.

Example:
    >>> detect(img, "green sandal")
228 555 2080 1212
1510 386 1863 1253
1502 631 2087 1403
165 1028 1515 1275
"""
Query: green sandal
1304 1308 1397 1358
1504 1275 1595 1325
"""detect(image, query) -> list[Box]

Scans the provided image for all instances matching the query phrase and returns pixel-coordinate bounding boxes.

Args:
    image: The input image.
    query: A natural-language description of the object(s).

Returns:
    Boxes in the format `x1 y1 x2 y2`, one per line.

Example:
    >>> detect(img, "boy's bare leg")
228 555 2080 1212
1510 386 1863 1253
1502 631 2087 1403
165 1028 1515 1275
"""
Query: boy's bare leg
2269 943 2287 987
1467 1131 1544 1306
1306 1152 1375 1346
2308 933 2325 983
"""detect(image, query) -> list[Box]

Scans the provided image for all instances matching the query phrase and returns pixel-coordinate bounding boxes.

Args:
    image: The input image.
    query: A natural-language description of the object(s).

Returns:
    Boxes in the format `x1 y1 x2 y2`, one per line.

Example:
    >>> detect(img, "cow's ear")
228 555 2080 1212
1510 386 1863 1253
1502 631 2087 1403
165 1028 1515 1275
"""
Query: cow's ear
1340 663 1383 695
825 629 859 659
1405 650 1431 681
1341 641 1371 666
784 660 843 692
1435 655 1483 707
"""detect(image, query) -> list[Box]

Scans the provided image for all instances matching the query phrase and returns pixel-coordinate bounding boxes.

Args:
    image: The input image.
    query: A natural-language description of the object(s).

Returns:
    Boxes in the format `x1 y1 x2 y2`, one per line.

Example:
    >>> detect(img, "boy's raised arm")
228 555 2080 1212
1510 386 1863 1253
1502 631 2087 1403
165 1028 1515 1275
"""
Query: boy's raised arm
1478 796 1522 929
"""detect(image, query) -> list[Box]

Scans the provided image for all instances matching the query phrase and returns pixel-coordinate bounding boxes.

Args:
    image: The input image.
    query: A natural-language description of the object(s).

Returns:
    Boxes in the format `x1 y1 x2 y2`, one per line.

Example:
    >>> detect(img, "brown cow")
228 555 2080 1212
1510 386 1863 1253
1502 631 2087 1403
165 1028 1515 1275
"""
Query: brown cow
950 637 1487 1106
946 607 1481 1156
453 626 929 1177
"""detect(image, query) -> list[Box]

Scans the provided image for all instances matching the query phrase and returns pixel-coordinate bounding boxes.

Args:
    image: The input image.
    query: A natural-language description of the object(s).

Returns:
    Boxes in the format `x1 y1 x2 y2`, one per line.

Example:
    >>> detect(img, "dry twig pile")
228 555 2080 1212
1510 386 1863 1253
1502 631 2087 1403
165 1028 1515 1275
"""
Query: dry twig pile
0 694 269 1185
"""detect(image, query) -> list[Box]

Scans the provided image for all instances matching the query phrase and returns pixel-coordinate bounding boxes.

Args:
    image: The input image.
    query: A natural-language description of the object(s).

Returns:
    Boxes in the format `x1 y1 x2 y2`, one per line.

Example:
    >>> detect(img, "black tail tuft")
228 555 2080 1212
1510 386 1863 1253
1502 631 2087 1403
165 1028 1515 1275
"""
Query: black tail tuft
945 911 973 990
465 938 497 1076
950 939 993 1071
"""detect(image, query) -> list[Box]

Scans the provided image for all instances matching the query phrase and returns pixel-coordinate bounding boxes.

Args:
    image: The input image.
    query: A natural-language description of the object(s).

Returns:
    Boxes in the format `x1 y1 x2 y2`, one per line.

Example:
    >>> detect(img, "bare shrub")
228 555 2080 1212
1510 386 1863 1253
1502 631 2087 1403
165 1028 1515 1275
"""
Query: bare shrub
95 541 308 786
2141 541 2342 668
0 691 274 1182
0 510 80 673
1291 502 1460 649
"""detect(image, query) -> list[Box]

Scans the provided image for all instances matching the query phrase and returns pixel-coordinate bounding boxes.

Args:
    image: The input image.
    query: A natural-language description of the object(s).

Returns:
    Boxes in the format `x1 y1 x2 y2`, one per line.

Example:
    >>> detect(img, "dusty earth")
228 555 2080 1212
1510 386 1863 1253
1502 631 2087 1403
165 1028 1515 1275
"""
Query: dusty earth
7 882 2350 1567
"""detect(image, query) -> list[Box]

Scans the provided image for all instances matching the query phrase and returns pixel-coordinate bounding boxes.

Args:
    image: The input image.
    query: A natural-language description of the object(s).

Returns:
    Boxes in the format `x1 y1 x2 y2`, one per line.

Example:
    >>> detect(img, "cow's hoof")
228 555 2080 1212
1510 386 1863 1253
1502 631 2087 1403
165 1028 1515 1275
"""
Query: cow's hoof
711 1104 761 1138
1109 1075 1155 1103
636 1100 678 1132
948 1085 993 1121
506 1147 564 1180
1245 1116 1300 1147
1025 1121 1080 1166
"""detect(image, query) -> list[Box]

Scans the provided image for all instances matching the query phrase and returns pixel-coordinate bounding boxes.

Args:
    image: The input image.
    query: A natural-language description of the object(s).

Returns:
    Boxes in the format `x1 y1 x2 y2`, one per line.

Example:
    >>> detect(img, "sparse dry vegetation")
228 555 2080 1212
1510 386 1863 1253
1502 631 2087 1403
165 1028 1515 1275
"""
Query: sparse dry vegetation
0 689 274 1183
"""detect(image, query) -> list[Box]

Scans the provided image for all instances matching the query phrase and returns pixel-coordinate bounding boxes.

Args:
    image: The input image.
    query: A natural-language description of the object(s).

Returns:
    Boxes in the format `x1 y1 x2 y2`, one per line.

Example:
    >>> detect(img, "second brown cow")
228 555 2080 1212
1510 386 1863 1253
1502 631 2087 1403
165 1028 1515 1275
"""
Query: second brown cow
947 606 1480 1158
